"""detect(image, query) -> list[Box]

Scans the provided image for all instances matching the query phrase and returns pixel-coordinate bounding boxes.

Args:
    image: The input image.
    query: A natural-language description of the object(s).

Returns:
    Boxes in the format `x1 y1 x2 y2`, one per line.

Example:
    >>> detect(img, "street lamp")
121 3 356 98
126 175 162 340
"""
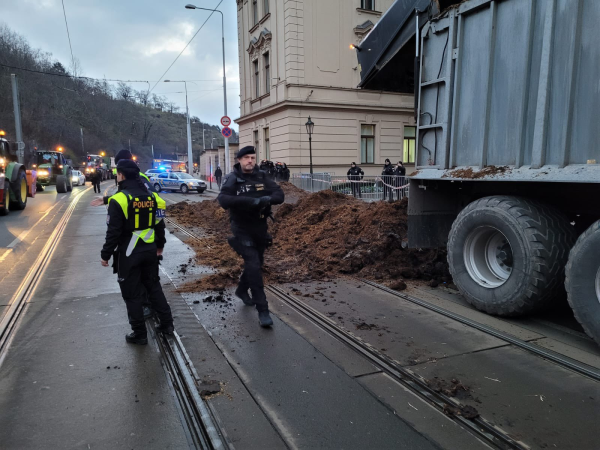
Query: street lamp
305 116 314 175
185 4 230 173
164 80 194 175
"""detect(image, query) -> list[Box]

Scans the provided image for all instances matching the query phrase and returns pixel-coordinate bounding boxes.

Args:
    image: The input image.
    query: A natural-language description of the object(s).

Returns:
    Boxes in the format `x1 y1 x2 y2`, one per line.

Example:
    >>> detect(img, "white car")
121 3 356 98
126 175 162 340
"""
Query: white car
71 170 86 186
150 172 207 194
146 169 166 177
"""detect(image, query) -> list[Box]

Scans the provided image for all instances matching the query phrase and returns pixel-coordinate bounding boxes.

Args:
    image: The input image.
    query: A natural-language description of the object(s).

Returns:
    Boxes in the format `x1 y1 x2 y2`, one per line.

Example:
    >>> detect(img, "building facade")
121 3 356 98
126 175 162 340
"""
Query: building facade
199 143 239 180
235 0 416 176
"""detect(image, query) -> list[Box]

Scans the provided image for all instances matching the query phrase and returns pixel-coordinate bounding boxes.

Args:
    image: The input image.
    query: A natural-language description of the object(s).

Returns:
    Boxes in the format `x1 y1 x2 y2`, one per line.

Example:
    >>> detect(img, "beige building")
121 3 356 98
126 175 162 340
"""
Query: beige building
235 0 416 176
199 143 239 180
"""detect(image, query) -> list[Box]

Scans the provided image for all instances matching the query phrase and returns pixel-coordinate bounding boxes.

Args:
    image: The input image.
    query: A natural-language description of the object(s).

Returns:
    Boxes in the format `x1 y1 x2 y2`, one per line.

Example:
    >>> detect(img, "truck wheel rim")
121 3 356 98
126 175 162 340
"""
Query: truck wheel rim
20 178 27 202
463 226 513 288
595 267 600 304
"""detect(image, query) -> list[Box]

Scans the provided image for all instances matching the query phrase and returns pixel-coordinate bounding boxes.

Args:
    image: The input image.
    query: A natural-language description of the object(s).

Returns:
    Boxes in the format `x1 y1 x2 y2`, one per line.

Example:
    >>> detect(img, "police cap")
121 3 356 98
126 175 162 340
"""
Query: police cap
236 146 256 159
115 149 133 164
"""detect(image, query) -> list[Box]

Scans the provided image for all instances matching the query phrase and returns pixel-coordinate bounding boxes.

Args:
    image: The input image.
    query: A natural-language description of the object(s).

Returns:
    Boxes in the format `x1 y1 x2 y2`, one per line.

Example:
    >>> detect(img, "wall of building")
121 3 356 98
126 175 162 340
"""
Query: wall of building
236 0 415 176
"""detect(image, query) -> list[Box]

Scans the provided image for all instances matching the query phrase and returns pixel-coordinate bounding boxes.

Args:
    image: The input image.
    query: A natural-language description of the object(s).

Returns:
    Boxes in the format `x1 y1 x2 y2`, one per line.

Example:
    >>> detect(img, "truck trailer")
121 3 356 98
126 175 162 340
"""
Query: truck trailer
358 0 600 344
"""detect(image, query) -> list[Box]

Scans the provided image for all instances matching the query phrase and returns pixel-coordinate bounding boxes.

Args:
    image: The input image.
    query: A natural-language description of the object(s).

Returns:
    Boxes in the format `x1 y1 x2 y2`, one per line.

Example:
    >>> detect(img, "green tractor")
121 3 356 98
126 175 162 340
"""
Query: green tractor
0 135 33 216
34 149 73 193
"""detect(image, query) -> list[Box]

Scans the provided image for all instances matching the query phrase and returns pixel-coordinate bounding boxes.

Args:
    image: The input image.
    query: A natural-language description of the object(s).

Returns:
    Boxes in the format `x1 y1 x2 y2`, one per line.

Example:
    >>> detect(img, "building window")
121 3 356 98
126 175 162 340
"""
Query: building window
264 52 270 94
254 130 259 157
252 0 259 26
264 127 270 160
361 0 375 10
253 59 260 98
360 124 375 164
403 126 416 164
264 0 269 15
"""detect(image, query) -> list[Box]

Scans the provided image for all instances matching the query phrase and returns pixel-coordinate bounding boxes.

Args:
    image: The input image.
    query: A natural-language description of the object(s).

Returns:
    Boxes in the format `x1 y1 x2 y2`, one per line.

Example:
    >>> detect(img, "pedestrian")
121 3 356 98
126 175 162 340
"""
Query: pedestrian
394 161 406 200
259 159 269 173
381 158 395 202
218 146 284 327
100 159 174 345
215 166 223 188
282 163 290 182
92 169 102 193
113 166 118 186
347 162 364 198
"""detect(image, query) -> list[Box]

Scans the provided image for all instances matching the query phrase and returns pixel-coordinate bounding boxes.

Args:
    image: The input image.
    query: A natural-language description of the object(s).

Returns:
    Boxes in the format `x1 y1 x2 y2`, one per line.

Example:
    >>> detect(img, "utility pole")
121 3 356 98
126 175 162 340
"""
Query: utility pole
80 127 85 154
10 74 25 164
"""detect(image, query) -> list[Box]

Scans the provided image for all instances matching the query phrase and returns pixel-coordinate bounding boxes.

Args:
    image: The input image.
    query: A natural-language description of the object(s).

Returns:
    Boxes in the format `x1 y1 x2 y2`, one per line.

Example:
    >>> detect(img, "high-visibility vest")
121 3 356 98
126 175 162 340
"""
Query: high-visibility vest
108 190 166 256
112 168 117 175
140 173 150 182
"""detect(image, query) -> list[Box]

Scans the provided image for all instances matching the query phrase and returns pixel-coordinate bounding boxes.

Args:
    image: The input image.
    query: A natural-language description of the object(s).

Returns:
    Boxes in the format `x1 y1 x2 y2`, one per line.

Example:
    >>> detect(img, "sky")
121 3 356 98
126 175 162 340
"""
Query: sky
1 0 240 130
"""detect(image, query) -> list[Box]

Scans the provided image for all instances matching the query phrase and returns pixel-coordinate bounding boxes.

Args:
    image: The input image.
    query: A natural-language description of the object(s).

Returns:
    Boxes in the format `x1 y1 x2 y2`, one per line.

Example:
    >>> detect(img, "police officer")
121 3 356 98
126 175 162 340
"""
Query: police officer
381 158 395 202
218 146 284 327
347 162 364 198
101 159 174 344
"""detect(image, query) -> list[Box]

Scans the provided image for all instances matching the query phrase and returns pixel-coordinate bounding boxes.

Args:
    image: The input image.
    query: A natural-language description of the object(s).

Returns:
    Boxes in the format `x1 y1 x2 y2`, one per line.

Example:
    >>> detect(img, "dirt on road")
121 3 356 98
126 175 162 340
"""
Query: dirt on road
167 182 450 292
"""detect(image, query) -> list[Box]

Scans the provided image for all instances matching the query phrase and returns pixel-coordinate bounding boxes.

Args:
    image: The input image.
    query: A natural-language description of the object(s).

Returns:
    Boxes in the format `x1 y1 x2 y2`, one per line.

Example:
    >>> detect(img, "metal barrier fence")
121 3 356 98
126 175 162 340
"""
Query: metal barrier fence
290 173 408 202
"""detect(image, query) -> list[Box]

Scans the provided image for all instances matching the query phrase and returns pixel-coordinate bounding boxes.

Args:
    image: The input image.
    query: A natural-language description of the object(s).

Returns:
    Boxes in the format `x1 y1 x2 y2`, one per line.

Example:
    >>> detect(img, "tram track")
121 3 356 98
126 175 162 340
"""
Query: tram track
0 187 90 360
359 279 600 382
164 216 600 450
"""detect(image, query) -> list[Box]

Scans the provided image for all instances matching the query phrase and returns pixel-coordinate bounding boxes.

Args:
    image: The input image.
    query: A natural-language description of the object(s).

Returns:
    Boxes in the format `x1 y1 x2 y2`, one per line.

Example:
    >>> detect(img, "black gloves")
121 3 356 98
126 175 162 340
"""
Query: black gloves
258 196 271 208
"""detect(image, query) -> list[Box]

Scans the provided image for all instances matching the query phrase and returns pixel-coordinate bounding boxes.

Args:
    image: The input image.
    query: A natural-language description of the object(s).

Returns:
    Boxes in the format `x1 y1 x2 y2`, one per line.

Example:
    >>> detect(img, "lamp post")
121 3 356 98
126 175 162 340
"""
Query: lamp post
305 116 314 191
164 80 193 175
185 4 230 173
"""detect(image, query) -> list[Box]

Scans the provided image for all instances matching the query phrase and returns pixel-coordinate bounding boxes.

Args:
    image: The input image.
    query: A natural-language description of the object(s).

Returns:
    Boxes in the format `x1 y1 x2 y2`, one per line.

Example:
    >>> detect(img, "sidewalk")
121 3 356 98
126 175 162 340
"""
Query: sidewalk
0 186 190 449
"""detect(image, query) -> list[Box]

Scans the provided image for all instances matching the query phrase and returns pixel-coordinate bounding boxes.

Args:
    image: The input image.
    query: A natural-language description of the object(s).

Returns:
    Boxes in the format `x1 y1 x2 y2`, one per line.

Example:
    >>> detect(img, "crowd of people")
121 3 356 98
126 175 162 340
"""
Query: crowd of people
347 159 406 200
259 160 291 182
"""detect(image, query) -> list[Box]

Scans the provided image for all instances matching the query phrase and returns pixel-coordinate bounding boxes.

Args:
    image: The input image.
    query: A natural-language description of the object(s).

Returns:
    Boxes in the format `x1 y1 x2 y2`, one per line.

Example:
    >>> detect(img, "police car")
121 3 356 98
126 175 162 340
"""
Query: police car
150 171 207 194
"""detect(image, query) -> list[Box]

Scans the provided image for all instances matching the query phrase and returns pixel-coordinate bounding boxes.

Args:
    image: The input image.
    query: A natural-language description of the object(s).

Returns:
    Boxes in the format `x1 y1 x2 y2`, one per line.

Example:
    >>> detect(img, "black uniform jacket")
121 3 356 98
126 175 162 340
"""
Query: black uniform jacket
217 163 284 234
101 179 166 262
347 166 364 180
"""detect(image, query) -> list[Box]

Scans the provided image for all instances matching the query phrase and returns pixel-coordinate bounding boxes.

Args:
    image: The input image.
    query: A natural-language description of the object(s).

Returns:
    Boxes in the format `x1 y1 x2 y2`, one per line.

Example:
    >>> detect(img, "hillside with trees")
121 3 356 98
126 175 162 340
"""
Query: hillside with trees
0 24 236 166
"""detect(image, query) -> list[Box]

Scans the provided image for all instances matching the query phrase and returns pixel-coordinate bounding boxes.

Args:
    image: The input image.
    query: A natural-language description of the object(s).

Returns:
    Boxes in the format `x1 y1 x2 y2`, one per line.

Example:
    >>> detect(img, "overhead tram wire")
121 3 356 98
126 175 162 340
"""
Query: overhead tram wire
61 0 77 72
148 0 223 95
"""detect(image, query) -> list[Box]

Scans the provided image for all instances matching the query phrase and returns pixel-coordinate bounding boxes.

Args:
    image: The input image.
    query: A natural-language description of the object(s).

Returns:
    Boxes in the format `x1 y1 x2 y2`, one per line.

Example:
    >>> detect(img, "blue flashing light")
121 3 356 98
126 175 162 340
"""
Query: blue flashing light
158 166 167 171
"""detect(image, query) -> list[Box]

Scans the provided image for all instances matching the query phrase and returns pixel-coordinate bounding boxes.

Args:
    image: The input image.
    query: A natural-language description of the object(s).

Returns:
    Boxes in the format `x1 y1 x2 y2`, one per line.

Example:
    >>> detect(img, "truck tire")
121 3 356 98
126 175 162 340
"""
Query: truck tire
447 196 575 316
9 169 27 210
56 175 68 194
565 220 600 344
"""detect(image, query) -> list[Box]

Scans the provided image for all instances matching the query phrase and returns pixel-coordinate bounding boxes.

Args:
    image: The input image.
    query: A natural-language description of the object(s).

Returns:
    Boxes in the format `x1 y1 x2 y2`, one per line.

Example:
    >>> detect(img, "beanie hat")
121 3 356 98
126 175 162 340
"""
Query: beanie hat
236 146 255 158
116 159 140 173
115 149 133 164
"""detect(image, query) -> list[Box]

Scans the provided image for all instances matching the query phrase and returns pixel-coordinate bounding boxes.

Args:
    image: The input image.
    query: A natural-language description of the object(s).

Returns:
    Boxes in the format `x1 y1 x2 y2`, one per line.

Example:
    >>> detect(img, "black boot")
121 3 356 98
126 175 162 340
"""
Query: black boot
156 323 175 335
235 286 255 306
125 332 148 345
258 311 273 327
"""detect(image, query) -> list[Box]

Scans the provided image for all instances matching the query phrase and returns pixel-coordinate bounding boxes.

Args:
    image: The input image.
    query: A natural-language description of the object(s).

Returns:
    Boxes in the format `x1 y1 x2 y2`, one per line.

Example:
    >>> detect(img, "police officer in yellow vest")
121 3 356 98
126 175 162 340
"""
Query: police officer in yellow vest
113 166 117 186
101 159 174 344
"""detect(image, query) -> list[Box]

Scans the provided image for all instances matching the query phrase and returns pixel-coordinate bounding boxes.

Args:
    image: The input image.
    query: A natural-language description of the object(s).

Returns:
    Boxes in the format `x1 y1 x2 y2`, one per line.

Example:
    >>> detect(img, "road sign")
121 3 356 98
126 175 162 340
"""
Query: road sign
221 127 233 139
220 116 231 127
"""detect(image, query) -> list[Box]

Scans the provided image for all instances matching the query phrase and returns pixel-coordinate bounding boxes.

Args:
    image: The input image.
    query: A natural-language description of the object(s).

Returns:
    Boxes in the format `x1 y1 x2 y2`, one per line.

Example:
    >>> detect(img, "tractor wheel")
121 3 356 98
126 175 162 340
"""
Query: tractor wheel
67 175 73 192
448 196 575 316
0 185 9 216
9 170 27 210
56 175 68 194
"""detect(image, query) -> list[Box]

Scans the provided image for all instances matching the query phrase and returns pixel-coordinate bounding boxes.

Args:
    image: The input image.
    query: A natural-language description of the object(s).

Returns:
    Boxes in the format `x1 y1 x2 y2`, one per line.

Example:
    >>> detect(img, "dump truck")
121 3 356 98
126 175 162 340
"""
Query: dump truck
35 149 73 193
358 0 600 344
0 134 36 215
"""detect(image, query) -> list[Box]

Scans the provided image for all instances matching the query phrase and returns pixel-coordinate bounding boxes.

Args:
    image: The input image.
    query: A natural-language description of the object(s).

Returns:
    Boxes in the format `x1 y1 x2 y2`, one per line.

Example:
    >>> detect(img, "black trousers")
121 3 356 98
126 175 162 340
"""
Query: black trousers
216 176 222 187
228 234 268 312
396 176 405 200
117 250 173 335
93 182 101 193
382 176 393 201
350 181 362 198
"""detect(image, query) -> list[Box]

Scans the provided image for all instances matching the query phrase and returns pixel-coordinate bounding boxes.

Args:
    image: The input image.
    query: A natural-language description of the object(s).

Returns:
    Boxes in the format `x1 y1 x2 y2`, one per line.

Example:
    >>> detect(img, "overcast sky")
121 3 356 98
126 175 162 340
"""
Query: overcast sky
2 0 240 130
